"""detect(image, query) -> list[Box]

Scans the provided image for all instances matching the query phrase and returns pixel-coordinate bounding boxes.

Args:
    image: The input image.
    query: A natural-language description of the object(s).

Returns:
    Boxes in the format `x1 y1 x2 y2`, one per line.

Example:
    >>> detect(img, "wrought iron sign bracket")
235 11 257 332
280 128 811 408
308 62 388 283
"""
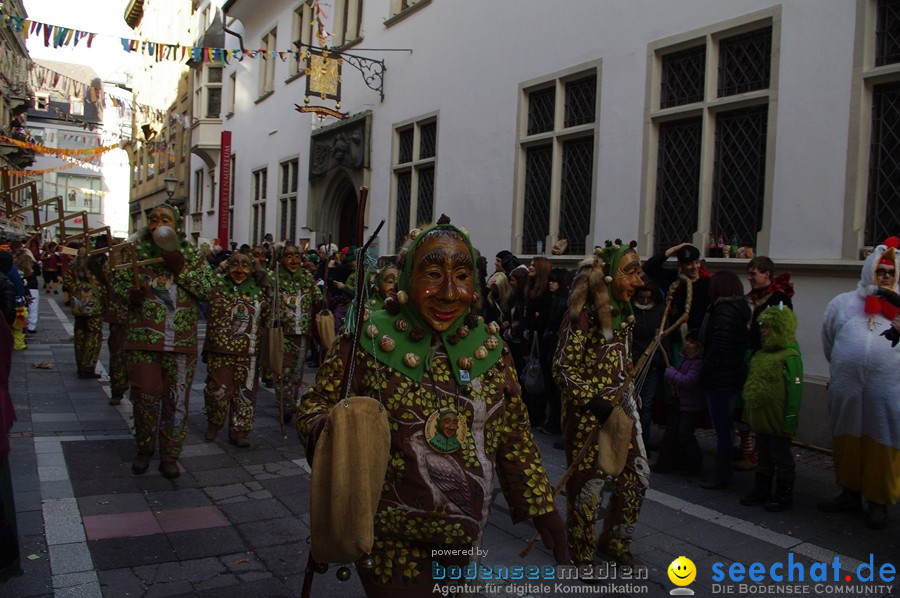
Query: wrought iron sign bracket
295 42 411 103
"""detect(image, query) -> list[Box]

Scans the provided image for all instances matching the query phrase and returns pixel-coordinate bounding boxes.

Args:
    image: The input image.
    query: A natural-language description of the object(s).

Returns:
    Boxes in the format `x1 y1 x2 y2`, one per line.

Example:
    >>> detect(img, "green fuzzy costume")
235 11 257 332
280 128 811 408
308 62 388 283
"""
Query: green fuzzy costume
742 306 803 437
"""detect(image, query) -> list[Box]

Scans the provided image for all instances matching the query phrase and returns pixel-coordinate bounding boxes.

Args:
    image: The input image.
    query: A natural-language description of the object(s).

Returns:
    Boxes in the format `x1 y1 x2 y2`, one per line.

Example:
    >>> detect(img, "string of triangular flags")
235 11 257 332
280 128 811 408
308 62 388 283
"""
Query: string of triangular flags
0 1 334 66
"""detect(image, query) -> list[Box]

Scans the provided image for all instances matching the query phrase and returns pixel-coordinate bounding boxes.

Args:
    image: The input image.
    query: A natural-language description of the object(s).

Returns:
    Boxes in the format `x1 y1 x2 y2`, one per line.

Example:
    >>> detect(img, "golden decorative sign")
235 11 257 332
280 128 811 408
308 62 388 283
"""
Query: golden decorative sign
305 48 342 102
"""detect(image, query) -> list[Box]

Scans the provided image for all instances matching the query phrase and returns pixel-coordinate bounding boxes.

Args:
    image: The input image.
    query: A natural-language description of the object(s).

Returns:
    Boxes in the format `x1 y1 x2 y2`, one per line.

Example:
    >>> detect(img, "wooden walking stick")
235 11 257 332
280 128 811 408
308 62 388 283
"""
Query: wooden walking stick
301 187 385 598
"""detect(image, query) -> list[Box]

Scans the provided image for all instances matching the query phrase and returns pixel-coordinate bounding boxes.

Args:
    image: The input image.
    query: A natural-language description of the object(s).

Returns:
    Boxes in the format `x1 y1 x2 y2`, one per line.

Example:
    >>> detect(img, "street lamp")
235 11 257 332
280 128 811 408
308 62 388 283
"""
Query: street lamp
163 174 178 200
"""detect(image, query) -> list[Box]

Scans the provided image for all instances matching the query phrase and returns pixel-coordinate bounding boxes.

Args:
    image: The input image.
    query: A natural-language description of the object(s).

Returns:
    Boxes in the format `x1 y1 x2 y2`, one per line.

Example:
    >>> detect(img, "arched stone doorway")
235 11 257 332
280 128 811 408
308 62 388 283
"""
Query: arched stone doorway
318 172 359 248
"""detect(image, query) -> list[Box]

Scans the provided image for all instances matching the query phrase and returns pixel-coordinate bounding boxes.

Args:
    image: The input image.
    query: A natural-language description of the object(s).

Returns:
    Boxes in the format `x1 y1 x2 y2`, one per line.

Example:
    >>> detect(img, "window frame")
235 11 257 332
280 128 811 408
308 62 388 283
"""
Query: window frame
251 167 268 245
278 157 300 242
258 27 278 98
844 0 900 253
513 61 602 256
639 7 781 257
289 2 314 79
333 0 363 47
390 113 438 252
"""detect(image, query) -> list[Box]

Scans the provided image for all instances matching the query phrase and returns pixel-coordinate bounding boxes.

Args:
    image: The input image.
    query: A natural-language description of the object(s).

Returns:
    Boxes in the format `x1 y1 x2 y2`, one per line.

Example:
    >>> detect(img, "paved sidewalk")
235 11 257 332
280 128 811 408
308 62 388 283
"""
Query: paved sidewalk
2 293 897 598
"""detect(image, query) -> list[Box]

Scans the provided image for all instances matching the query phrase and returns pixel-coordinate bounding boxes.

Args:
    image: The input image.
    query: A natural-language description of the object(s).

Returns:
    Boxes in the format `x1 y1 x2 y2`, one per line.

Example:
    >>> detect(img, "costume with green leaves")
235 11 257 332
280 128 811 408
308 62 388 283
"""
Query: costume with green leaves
297 221 558 591
360 224 503 385
742 305 803 436
112 202 214 465
553 240 649 564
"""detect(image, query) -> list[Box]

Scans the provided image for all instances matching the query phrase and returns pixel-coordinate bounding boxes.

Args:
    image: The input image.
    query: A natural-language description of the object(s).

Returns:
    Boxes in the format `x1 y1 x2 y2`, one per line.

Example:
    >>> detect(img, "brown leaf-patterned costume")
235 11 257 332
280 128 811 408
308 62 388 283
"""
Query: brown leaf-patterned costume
203 276 269 437
553 309 650 563
62 267 106 376
297 334 555 590
112 241 213 461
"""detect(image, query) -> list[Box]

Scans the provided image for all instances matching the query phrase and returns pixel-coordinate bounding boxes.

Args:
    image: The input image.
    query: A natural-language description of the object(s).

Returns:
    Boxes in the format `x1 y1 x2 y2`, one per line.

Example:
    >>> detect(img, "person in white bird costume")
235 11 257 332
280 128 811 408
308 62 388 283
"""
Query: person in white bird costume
820 236 899 530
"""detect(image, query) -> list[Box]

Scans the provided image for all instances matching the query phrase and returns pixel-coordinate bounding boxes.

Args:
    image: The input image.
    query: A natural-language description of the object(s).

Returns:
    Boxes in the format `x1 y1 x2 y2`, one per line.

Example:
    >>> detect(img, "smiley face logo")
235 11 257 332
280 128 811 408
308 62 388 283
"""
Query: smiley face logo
668 556 697 587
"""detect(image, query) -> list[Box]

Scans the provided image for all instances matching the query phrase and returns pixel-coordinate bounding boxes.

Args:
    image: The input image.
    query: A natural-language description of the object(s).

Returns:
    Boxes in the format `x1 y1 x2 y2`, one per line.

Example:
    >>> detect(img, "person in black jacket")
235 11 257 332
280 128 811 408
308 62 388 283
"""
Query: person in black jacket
0 252 17 326
642 243 710 332
699 271 752 490
631 281 666 450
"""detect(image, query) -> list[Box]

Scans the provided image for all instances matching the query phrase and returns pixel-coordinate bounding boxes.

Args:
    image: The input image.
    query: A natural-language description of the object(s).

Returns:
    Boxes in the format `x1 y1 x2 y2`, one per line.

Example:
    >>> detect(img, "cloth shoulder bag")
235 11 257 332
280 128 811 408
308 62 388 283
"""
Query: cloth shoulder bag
260 324 284 375
597 404 634 477
310 396 390 564
521 334 544 394
316 309 336 355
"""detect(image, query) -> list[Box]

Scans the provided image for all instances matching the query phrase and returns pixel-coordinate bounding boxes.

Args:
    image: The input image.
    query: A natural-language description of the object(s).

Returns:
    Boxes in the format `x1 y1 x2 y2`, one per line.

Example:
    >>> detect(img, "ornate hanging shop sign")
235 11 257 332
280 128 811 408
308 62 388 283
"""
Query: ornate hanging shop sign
298 47 347 119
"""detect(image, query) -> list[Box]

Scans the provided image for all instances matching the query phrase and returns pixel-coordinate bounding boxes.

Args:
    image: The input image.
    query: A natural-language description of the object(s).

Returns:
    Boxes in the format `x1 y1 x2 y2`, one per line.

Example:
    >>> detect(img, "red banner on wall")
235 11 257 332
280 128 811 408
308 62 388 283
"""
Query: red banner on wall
218 131 232 247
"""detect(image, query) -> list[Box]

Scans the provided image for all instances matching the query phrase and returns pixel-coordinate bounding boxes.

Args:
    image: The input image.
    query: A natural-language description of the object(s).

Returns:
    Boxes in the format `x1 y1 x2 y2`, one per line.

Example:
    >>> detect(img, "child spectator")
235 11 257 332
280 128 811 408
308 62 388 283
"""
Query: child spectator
663 329 704 476
739 305 802 512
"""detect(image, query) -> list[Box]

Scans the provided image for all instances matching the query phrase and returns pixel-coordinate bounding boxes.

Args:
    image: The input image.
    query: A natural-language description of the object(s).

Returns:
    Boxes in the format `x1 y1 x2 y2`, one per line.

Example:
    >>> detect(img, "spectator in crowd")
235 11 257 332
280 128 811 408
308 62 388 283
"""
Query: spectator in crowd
541 267 570 436
644 243 710 333
740 305 803 512
505 265 530 374
664 328 704 476
699 271 751 490
494 250 515 275
0 250 21 581
13 250 38 335
737 256 797 471
523 256 553 428
820 236 899 530
631 281 666 450
484 271 512 327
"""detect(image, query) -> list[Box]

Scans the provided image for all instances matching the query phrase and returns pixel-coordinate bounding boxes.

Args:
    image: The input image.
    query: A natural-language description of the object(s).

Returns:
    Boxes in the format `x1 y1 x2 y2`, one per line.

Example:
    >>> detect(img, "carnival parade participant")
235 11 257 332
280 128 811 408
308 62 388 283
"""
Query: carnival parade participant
113 203 213 479
203 252 270 448
553 240 649 567
63 247 106 379
820 236 899 529
365 262 399 312
273 242 321 422
297 217 566 596
104 241 130 405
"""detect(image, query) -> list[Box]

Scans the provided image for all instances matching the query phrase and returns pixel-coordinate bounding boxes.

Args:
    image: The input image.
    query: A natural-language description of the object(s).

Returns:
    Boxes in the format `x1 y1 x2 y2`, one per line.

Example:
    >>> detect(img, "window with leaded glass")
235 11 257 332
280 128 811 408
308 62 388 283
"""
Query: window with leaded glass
660 46 705 108
654 118 702 254
876 0 900 66
866 82 900 244
279 159 299 242
527 87 554 136
711 106 768 248
649 16 775 254
392 117 437 251
251 168 267 245
518 68 599 255
717 28 772 97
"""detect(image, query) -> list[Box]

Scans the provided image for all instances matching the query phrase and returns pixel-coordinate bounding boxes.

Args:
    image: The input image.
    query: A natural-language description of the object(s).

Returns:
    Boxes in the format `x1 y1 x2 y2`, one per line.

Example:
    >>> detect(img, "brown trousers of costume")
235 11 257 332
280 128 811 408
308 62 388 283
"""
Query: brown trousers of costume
128 352 196 462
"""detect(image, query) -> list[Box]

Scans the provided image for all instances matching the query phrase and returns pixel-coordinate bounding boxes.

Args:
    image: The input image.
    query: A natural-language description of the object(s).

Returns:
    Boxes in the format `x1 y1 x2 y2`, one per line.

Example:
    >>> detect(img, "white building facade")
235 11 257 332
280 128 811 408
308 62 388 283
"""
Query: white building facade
207 0 900 448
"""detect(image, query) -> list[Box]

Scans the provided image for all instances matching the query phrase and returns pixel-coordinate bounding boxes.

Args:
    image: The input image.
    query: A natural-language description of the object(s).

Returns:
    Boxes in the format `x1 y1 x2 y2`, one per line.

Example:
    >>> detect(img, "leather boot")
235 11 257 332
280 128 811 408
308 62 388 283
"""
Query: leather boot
817 488 862 512
159 460 180 479
229 433 250 448
131 453 151 474
701 457 732 489
740 473 773 506
205 424 219 442
764 479 793 512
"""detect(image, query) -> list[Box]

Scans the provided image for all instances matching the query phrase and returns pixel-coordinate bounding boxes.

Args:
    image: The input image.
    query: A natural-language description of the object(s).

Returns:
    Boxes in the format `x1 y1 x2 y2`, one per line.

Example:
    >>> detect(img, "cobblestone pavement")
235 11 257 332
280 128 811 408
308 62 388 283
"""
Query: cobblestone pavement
2 293 897 598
